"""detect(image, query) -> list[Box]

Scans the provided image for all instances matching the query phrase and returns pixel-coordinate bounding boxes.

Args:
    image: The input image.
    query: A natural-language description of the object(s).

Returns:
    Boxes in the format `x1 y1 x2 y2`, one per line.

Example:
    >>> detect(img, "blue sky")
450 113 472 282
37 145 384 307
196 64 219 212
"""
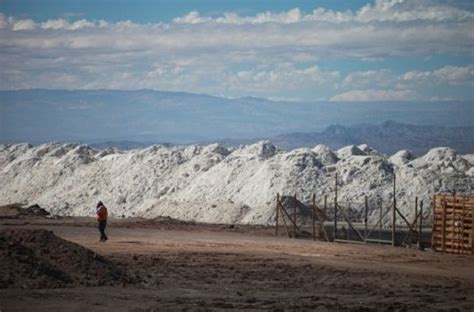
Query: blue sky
2 0 373 22
0 0 473 101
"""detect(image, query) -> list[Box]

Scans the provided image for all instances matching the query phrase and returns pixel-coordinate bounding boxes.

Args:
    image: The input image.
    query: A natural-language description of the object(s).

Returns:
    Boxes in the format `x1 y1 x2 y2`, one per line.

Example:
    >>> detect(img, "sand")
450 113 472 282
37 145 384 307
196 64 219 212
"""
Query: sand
1 216 473 311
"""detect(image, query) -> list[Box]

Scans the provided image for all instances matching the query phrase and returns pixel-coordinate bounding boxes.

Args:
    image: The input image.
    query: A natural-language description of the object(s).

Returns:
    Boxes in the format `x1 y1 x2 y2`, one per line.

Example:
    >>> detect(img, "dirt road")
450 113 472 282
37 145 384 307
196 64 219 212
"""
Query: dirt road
1 218 473 311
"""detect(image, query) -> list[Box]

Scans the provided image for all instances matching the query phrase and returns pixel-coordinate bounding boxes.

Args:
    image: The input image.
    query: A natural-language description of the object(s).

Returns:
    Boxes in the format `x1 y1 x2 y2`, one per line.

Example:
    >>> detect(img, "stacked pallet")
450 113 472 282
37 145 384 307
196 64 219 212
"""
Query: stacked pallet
432 195 474 255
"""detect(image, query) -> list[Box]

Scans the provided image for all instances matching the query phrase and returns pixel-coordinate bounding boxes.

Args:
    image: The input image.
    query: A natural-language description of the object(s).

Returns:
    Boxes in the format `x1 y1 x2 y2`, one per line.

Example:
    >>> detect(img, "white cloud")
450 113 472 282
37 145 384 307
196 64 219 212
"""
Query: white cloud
225 64 340 92
39 18 95 30
0 0 473 101
355 0 473 22
332 65 474 101
330 89 416 102
172 0 473 25
174 8 304 25
433 65 474 85
401 65 474 85
12 18 36 31
41 19 69 30
340 69 396 90
173 11 211 24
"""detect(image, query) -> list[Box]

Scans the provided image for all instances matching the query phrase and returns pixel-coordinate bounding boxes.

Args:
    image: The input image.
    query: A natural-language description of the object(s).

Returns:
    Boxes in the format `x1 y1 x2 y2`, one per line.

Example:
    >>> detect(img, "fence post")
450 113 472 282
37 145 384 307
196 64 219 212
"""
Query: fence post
324 195 327 217
418 200 423 250
442 195 446 253
293 193 297 239
276 193 279 236
415 197 418 224
431 195 435 252
412 196 418 247
451 194 456 253
312 194 316 241
334 173 338 240
379 197 383 242
364 196 368 242
392 173 396 247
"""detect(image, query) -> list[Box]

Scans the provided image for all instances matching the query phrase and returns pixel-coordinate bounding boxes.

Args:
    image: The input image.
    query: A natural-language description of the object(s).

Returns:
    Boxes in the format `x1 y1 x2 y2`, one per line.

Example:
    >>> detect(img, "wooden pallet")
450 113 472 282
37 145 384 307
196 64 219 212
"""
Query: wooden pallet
432 194 474 255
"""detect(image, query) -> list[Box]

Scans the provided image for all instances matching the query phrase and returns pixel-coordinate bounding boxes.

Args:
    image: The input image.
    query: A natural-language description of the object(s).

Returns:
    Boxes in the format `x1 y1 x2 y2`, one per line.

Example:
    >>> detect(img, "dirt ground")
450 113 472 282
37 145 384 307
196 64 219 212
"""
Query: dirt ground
0 216 473 311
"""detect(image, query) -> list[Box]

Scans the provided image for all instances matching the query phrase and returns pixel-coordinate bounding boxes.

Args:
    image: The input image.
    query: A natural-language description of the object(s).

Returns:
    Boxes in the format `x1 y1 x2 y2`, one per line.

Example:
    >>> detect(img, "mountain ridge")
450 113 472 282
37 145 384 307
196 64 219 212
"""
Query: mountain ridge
269 121 474 155
9 121 473 156
1 89 473 152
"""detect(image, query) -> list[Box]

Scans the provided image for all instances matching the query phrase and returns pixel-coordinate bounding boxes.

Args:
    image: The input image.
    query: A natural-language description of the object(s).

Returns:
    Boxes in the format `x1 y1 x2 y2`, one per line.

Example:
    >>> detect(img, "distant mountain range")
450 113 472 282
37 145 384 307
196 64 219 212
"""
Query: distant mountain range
268 121 474 155
89 121 474 155
1 89 473 155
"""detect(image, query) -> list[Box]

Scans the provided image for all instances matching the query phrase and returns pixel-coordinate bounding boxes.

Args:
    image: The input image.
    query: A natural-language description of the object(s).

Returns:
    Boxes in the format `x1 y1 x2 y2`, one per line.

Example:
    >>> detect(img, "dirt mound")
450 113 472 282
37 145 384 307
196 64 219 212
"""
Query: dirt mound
0 203 50 218
22 204 50 217
0 229 127 289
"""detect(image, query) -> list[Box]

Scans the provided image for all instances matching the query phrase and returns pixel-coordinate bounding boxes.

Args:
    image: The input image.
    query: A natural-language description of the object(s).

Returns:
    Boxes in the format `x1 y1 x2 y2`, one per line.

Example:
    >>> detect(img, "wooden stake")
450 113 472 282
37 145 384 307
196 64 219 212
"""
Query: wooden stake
442 194 446 253
392 173 396 247
461 196 465 254
278 202 300 234
334 173 338 240
414 197 418 224
312 194 316 241
324 195 327 217
395 207 417 239
470 197 474 254
364 196 368 242
347 203 351 240
418 200 423 250
451 194 456 253
412 197 418 246
379 197 383 242
320 195 330 242
293 193 297 239
431 195 435 251
280 204 290 238
401 209 422 246
338 204 366 242
276 193 280 236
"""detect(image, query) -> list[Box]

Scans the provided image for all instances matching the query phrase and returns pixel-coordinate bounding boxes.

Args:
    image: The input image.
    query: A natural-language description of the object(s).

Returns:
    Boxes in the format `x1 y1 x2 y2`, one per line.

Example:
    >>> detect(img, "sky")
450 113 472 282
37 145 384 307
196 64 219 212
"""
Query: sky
0 0 473 102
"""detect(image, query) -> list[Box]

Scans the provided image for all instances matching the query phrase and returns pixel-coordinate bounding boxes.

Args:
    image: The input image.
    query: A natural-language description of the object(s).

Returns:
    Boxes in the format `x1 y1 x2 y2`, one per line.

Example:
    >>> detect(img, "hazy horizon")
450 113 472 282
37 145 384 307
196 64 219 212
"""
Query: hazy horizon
1 89 473 145
1 0 473 145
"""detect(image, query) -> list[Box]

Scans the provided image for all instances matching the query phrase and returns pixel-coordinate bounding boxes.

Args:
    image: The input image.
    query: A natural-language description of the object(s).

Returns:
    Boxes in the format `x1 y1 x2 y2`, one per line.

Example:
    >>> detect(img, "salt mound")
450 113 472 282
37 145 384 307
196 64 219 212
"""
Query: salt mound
463 154 474 166
0 142 472 225
0 229 126 289
232 141 276 159
467 167 474 177
312 144 338 166
336 145 366 159
96 147 120 158
411 147 470 172
358 144 382 156
420 147 457 162
389 150 417 167
204 143 231 157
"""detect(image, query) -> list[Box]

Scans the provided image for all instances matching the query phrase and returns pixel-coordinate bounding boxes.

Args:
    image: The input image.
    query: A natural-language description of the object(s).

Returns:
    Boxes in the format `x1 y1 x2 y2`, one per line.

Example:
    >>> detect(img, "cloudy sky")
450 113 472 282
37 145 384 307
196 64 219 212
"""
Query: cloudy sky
1 0 473 101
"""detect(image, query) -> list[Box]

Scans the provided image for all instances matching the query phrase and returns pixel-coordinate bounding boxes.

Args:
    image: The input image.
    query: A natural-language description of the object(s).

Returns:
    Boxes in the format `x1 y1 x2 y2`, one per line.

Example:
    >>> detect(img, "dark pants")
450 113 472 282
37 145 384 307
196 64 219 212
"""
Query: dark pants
99 220 108 241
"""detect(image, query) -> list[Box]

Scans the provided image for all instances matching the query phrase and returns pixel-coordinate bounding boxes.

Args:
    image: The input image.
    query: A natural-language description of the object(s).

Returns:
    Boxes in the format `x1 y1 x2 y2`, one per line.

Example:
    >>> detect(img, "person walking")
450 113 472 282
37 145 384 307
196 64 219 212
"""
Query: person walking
96 201 108 242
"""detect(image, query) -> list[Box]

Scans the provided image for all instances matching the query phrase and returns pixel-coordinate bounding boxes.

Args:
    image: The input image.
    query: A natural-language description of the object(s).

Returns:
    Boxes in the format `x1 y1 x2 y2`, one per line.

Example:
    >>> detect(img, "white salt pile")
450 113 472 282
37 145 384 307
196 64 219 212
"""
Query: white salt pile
0 142 472 225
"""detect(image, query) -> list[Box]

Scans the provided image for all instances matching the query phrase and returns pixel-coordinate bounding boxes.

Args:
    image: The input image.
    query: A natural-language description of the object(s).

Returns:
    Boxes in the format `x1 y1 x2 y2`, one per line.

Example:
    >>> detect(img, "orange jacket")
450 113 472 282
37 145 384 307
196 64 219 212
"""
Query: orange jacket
96 205 108 221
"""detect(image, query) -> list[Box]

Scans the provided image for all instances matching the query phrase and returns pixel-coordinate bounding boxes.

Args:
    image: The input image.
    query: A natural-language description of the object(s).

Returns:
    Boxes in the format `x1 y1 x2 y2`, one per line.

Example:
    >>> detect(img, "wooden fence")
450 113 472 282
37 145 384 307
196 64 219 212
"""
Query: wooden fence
432 195 474 255
275 193 330 241
275 173 431 249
